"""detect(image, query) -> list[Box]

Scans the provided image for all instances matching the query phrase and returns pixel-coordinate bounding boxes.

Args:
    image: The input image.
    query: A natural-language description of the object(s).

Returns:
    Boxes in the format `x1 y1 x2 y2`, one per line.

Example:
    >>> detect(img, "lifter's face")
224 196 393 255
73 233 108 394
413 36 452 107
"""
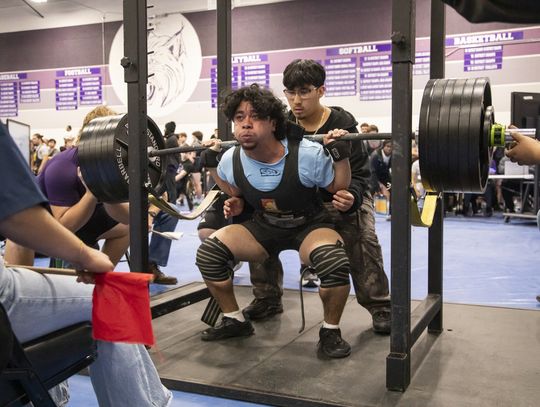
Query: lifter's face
233 100 276 151
285 85 324 121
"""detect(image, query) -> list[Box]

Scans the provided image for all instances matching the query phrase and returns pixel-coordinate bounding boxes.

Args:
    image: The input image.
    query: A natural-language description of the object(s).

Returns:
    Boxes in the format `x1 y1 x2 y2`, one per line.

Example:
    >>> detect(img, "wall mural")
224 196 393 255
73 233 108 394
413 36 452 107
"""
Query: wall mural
108 13 202 118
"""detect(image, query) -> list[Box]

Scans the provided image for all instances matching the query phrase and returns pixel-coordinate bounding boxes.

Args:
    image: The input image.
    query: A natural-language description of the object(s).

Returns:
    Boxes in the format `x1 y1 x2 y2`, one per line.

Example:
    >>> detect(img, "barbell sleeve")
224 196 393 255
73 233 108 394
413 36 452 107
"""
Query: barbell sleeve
489 124 538 147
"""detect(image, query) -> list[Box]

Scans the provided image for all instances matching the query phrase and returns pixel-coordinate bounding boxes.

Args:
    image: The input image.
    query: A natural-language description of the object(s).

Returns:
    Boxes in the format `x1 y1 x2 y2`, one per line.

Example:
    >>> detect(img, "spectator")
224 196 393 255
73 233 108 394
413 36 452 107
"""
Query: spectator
30 133 48 175
370 140 392 200
0 120 172 406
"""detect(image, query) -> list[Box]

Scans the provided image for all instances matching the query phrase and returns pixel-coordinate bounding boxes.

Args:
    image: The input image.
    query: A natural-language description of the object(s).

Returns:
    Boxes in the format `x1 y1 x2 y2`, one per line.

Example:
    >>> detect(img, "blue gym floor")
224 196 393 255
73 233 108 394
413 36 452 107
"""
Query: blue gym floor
149 207 540 310
39 207 540 406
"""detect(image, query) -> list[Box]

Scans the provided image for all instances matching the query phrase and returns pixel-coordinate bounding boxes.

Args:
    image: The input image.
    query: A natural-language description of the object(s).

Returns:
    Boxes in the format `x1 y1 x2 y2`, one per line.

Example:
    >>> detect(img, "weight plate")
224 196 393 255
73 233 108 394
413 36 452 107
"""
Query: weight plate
79 116 110 200
418 78 438 192
426 78 446 191
448 78 467 192
435 78 456 191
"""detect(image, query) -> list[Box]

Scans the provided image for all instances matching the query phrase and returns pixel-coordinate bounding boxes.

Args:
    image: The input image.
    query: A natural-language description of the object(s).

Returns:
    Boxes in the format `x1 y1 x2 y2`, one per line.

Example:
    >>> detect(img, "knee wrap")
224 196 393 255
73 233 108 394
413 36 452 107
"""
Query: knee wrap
196 237 235 282
309 242 350 288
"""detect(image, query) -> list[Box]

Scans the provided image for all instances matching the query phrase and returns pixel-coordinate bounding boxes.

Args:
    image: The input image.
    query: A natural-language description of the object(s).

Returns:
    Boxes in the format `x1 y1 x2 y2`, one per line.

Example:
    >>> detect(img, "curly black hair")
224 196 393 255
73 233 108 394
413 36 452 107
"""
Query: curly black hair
220 84 288 140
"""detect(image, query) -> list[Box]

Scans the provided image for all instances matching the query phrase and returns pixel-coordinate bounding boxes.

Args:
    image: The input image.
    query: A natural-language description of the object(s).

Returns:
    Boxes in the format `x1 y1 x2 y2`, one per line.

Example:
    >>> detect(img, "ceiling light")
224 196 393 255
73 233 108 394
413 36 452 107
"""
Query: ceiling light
30 0 48 4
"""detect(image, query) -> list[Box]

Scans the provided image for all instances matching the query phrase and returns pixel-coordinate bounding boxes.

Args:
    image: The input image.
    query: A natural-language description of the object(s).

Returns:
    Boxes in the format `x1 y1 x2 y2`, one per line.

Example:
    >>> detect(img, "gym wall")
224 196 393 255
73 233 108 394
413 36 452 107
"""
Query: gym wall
0 0 538 138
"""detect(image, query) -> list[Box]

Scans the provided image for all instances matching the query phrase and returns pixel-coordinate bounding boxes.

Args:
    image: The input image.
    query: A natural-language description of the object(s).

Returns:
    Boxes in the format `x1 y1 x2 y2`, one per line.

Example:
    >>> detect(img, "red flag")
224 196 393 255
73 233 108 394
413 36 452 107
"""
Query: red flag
92 272 155 346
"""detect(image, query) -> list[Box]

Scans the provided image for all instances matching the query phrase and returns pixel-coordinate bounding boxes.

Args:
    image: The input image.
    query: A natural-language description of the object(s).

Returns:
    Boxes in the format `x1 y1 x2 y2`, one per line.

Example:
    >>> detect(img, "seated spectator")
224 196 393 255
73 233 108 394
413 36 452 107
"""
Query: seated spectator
36 106 130 267
0 120 172 406
365 124 382 155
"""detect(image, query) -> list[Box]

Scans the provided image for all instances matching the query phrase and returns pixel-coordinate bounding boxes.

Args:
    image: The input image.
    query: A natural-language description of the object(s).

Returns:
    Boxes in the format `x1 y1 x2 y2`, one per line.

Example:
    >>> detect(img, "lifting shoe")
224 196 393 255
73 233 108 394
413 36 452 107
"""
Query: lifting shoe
201 316 254 341
242 298 283 320
318 328 351 358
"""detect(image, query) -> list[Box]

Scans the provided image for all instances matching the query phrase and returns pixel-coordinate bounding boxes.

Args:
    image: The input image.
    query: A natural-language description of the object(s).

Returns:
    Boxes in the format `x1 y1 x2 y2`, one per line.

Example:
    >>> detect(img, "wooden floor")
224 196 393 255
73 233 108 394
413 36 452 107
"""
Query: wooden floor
150 285 540 407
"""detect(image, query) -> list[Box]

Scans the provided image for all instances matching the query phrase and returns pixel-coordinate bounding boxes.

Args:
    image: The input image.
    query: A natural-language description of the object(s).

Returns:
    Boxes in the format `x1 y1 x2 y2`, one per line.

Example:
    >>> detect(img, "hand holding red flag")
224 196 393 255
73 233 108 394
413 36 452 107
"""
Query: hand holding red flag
92 272 155 346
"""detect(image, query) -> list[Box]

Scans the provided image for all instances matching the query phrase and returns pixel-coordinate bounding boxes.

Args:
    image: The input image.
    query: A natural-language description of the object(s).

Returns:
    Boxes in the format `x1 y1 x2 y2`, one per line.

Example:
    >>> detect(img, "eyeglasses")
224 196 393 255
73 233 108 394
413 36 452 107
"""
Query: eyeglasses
232 111 263 124
283 86 320 100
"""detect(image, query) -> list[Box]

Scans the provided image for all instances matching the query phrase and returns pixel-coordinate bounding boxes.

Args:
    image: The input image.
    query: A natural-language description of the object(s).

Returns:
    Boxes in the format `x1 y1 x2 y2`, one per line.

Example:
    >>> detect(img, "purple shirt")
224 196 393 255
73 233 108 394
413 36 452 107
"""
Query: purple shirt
37 147 86 207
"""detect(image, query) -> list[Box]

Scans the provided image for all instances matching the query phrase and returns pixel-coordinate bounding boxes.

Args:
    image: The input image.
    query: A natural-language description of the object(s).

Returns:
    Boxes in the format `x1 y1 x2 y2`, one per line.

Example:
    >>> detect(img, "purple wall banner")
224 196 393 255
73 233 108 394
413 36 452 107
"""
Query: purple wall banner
324 57 357 97
414 51 430 76
56 67 101 77
19 80 40 103
0 81 18 117
326 43 391 56
55 67 103 110
79 76 102 105
463 45 503 72
446 30 524 47
0 72 37 117
55 77 78 111
210 53 270 107
359 53 392 101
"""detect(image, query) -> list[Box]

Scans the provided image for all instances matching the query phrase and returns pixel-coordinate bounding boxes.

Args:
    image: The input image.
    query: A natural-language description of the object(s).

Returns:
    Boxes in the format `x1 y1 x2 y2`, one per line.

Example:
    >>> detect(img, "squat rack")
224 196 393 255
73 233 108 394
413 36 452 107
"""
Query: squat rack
122 0 446 397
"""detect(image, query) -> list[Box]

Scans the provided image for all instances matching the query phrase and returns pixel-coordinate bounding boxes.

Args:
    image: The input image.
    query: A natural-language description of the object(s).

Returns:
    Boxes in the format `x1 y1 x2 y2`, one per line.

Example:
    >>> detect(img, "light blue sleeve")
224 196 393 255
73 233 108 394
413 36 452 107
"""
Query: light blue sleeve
298 139 334 188
216 147 238 188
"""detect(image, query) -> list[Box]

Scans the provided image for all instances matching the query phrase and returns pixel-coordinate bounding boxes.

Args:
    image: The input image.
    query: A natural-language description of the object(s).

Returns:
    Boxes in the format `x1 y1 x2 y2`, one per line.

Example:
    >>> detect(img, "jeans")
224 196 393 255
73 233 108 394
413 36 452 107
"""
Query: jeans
149 212 179 267
0 262 172 407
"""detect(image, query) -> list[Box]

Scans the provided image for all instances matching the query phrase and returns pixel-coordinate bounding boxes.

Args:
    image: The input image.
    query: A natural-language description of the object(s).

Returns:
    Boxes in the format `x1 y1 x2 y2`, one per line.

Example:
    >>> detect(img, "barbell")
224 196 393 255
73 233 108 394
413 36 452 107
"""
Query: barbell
78 77 537 203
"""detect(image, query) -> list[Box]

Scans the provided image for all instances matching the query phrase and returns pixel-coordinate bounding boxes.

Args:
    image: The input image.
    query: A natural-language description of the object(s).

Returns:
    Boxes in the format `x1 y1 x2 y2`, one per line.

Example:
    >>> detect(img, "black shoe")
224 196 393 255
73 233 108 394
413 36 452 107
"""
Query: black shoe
148 263 178 285
372 309 391 334
201 316 254 341
318 328 351 358
242 298 283 320
536 295 540 303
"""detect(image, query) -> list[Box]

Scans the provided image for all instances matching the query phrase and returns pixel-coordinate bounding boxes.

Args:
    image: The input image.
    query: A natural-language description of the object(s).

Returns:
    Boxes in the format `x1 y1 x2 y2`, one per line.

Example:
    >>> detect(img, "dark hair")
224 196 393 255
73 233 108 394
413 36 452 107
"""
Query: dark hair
164 121 176 136
192 130 203 141
220 84 287 140
369 124 379 133
360 122 370 128
382 139 392 147
282 59 325 90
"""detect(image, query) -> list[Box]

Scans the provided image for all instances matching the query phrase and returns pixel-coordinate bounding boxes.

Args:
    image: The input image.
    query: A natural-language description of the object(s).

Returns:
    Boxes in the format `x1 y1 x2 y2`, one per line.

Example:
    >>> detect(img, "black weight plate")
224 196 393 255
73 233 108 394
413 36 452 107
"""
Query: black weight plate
90 116 117 201
418 79 436 191
426 78 446 191
448 78 467 192
435 78 455 191
79 117 109 200
146 116 166 191
477 78 492 192
457 78 476 192
97 116 125 202
88 116 118 202
468 77 491 192
111 115 131 202
111 114 166 202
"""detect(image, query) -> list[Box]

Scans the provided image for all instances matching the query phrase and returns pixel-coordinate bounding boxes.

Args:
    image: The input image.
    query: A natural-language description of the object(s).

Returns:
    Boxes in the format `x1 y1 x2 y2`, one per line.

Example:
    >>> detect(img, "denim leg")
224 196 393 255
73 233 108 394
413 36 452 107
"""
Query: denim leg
89 342 172 407
0 264 172 407
0 266 94 342
149 212 179 267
